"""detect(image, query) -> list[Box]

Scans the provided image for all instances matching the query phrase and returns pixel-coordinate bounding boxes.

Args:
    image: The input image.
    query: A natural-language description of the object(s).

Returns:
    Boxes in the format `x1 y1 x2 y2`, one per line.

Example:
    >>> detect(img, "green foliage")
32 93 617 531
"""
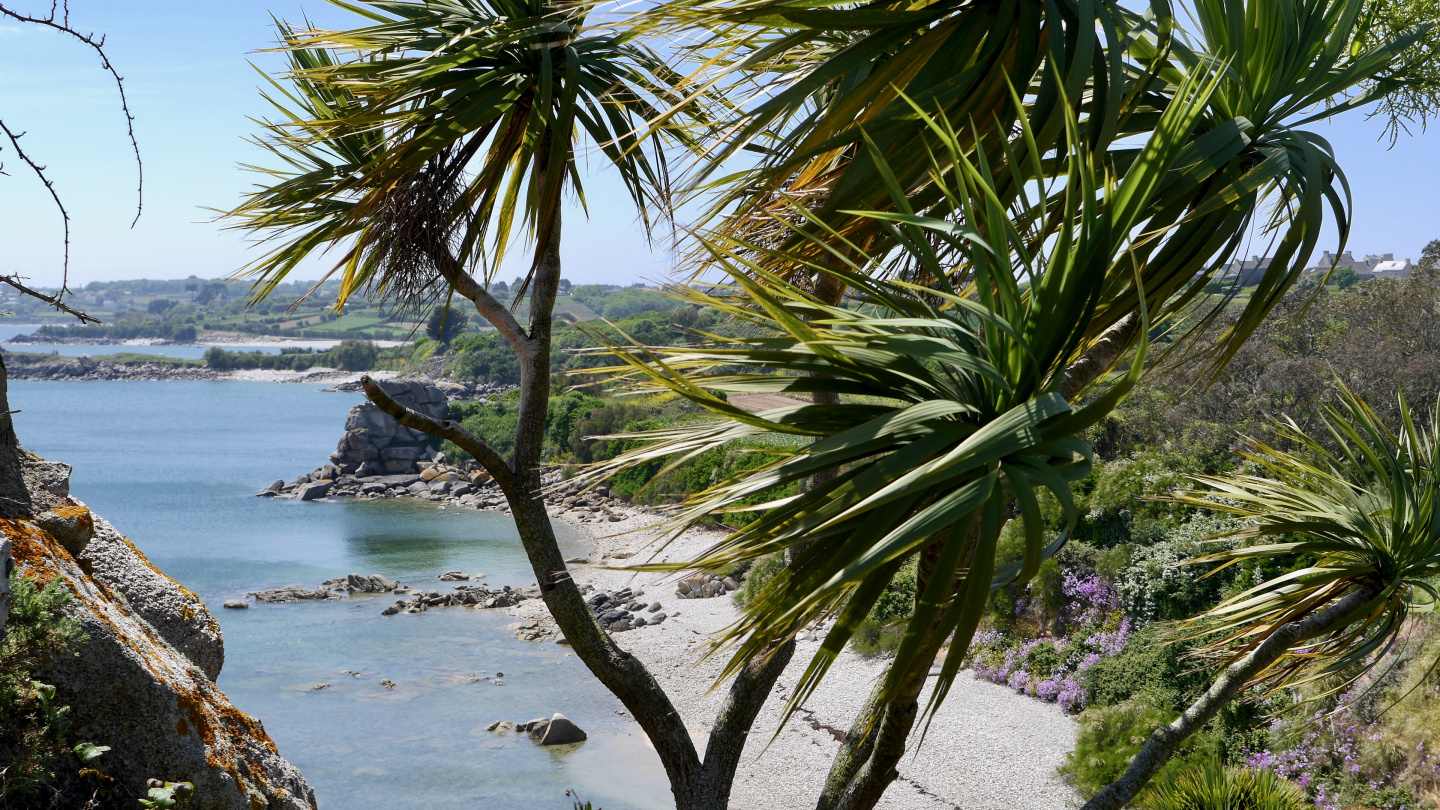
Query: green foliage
1135 763 1309 810
331 339 378 371
733 553 785 608
444 333 521 385
1114 517 1243 624
202 345 376 372
426 305 471 343
1 574 87 797
571 285 677 319
1081 626 1211 712
139 780 195 809
1063 698 1181 798
851 563 918 657
441 390 603 464
1328 265 1360 289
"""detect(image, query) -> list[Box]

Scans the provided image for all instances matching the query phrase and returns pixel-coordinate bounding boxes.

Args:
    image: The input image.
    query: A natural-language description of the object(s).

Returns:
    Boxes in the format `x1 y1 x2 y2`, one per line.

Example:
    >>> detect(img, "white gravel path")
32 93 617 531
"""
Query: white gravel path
508 504 1082 810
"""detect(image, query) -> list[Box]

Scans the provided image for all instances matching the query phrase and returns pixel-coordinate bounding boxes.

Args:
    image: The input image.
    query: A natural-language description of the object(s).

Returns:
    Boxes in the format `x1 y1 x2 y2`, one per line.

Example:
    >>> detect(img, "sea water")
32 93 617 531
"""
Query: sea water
10 380 672 810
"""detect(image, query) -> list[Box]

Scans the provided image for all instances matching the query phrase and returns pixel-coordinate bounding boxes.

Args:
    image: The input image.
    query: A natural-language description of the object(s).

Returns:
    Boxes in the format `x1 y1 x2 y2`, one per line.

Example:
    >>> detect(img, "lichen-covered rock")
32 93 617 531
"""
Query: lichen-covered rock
77 513 224 680
36 502 95 555
9 518 315 810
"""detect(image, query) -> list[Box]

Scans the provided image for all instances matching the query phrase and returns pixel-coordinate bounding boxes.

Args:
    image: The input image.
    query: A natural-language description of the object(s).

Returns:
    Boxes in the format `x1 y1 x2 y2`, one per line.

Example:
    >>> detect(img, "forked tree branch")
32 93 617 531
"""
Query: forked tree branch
434 251 530 354
0 1 142 228
360 375 515 489
0 1 142 323
0 273 98 323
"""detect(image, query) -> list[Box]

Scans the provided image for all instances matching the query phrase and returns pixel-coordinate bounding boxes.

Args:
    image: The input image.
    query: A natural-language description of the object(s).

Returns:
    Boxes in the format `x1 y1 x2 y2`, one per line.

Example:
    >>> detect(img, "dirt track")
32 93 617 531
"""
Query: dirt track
729 392 813 413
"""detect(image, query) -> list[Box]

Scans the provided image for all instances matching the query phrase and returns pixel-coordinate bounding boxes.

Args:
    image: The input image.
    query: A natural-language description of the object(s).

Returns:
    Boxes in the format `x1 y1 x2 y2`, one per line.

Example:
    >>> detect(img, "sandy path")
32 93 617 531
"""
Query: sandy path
510 506 1081 810
729 392 813 413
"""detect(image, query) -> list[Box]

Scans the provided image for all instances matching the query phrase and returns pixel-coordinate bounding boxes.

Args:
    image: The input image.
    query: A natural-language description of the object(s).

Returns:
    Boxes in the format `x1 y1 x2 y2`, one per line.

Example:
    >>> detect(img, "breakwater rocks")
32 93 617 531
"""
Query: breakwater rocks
586 586 669 632
5 353 223 381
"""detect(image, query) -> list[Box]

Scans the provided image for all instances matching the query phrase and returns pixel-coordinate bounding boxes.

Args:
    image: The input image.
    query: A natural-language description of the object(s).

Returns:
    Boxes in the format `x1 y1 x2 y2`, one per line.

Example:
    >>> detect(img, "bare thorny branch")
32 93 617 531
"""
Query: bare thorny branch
0 1 142 322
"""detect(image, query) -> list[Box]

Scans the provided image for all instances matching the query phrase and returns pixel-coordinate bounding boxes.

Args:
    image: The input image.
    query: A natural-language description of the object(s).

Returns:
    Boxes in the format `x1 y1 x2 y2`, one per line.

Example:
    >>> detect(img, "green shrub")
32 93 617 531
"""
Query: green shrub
1135 763 1308 810
1 573 87 797
734 553 785 608
1061 697 1180 799
851 562 918 657
331 339 378 371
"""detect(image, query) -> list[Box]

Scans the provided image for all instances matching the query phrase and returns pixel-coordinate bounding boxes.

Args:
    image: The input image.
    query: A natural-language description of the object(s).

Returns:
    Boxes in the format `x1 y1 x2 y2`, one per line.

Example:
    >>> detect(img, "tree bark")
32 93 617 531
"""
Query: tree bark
817 523 983 810
361 127 795 810
1081 585 1380 810
1060 312 1142 402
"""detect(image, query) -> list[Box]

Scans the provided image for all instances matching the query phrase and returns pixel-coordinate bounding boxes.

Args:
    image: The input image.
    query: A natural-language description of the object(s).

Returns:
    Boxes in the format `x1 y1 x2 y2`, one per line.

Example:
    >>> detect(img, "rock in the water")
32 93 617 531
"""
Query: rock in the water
297 480 333 501
537 713 588 745
438 570 469 581
13 503 316 809
36 503 95 556
343 573 396 593
248 586 334 603
223 600 249 610
259 479 285 496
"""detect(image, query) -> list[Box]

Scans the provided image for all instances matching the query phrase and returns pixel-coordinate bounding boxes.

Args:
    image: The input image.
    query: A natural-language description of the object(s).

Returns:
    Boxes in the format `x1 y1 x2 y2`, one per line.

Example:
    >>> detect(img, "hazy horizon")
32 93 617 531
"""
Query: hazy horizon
2 0 1436 292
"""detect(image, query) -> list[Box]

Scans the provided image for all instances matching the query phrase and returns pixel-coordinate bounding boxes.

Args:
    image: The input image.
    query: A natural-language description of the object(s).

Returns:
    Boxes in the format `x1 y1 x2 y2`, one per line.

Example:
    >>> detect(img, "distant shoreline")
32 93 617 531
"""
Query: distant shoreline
3 354 399 384
4 330 406 350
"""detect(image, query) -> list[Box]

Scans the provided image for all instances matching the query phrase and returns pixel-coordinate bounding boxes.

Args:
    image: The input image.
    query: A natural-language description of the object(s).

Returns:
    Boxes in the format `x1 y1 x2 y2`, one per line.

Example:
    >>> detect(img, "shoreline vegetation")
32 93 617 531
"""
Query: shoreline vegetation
20 272 1440 808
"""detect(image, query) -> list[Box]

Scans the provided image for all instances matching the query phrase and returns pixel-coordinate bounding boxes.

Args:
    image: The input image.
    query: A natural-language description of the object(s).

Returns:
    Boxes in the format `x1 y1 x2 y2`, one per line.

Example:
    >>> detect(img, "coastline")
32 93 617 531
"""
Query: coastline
512 504 1081 810
4 330 406 349
2 353 409 384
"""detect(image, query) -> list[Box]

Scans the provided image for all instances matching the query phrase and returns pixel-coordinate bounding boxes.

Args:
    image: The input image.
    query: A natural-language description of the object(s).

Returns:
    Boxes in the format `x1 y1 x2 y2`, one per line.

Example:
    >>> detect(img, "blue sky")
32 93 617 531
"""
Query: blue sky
0 0 1437 291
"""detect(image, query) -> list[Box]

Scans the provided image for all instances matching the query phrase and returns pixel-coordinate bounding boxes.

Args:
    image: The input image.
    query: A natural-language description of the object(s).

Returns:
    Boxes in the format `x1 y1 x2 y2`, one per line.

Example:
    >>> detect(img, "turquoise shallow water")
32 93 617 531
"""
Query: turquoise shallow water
10 380 672 810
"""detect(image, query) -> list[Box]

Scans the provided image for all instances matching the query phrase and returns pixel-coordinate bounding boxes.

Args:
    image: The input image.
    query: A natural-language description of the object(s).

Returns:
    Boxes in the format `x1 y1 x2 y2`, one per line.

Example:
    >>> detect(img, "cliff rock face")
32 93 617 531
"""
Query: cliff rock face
9 464 315 810
79 516 226 680
330 379 449 476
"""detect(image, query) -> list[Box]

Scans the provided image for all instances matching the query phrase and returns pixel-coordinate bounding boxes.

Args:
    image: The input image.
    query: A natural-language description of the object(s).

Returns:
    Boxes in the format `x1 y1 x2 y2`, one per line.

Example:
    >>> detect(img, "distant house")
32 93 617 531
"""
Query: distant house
1219 255 1275 287
1304 251 1414 281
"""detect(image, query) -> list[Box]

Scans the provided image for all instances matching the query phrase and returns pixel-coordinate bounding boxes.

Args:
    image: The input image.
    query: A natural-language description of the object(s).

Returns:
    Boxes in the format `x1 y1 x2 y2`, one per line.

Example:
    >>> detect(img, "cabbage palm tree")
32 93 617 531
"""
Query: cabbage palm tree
1083 385 1440 809
224 6 798 810
581 0 1440 802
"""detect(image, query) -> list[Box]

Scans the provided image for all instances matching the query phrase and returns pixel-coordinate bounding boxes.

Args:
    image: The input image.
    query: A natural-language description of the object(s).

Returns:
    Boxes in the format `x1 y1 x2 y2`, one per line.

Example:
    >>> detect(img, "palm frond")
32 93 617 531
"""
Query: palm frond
1171 384 1440 697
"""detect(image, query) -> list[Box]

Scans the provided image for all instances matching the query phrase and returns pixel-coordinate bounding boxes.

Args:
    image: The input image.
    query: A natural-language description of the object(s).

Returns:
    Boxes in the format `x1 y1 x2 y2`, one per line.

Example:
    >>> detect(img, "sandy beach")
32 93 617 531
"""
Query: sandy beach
510 503 1082 810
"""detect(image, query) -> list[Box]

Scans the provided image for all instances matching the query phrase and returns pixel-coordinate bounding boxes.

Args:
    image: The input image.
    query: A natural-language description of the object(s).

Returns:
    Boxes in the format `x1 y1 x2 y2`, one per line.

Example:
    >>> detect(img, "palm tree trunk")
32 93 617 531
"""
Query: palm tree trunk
817 521 983 810
364 129 794 810
1082 585 1379 810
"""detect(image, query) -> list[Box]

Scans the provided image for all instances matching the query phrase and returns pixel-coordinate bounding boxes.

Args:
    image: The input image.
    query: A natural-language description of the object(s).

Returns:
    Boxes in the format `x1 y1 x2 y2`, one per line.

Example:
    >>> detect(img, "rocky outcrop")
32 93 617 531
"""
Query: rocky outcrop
2 354 223 381
6 462 314 809
329 380 449 476
78 516 225 680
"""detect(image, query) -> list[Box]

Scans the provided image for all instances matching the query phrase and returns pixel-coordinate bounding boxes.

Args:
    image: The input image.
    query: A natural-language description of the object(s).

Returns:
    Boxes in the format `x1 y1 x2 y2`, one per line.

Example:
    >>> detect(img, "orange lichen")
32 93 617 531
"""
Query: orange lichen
50 503 94 529
5 519 63 587
6 517 312 808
